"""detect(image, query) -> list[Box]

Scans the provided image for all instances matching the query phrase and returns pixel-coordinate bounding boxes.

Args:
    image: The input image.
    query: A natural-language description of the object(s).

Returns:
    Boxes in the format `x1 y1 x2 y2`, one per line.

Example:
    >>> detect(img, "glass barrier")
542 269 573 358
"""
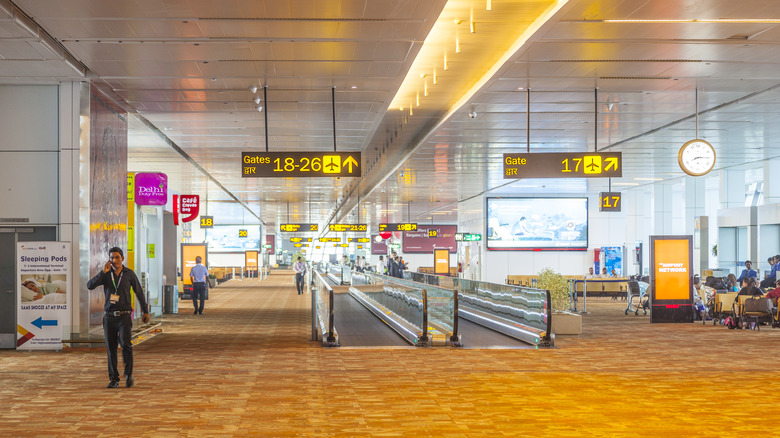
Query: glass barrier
357 272 457 344
404 271 551 346
351 271 428 344
313 270 338 346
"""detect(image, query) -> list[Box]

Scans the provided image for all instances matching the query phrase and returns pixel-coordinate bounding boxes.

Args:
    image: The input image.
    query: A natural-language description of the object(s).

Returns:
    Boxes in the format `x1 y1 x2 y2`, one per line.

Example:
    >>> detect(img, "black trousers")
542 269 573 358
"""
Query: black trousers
192 282 207 313
103 313 133 382
295 272 305 294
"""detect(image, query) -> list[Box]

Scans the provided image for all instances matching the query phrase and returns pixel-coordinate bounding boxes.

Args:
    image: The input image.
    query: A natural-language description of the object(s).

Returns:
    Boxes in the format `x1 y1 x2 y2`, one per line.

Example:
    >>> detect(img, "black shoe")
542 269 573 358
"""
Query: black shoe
194 310 198 314
199 312 203 315
107 380 119 388
126 377 134 388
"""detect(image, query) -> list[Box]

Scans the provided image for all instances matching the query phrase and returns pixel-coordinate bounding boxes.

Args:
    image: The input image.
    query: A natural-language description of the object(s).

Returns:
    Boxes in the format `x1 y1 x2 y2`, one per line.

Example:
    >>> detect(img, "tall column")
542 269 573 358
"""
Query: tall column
763 158 780 204
720 169 745 209
59 81 89 338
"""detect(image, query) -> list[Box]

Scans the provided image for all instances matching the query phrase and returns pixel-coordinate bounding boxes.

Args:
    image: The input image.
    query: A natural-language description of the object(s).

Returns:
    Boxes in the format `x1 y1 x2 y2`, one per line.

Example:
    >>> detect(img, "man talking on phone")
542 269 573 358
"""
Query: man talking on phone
87 246 150 388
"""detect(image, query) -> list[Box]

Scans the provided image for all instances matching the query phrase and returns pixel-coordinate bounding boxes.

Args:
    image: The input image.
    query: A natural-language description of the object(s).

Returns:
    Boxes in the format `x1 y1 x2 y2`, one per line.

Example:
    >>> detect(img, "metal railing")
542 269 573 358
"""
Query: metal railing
404 271 552 347
350 271 431 346
312 269 338 346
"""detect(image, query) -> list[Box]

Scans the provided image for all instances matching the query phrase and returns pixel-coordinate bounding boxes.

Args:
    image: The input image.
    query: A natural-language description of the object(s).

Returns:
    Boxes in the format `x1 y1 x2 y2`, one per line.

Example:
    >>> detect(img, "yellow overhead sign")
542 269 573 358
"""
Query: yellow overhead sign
290 237 313 243
280 223 318 232
318 237 342 243
503 152 622 178
379 223 417 232
242 152 361 177
329 224 368 232
348 238 371 243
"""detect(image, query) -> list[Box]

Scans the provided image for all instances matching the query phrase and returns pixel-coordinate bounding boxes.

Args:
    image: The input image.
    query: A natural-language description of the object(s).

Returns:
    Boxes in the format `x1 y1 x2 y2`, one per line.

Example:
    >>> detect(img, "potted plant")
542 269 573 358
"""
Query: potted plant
536 267 582 336
208 274 217 288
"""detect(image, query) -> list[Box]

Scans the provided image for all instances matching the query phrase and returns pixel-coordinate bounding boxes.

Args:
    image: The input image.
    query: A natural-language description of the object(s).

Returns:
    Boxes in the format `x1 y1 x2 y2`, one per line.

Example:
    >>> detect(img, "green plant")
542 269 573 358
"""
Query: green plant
712 244 717 257
536 267 572 313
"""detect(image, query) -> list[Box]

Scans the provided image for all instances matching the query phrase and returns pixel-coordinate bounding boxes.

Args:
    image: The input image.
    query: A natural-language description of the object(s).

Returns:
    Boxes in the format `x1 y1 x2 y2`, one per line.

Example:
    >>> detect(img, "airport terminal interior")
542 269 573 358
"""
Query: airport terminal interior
2 0 780 435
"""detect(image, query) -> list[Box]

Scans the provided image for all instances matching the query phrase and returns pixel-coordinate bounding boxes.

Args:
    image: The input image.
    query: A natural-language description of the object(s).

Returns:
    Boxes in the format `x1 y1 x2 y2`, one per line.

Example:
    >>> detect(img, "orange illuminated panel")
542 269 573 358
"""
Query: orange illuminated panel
654 239 690 301
245 250 258 269
434 249 450 276
182 244 208 286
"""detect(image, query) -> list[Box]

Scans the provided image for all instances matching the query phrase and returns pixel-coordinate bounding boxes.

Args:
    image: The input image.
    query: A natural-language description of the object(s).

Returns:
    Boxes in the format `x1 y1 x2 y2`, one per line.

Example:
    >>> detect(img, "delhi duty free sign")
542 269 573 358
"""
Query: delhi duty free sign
134 173 168 205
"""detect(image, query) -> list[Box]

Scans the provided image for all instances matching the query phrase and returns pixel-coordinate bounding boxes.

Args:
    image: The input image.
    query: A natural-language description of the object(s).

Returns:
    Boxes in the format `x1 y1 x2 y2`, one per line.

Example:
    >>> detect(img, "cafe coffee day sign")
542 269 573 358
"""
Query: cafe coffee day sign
134 172 168 205
173 194 200 225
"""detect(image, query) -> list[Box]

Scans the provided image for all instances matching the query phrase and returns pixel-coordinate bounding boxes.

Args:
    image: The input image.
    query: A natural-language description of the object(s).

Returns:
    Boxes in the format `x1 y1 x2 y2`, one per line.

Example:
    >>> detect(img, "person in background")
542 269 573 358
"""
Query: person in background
398 257 407 277
292 256 306 295
726 273 739 292
376 256 385 275
357 256 365 272
585 267 595 279
87 246 149 389
760 256 779 288
189 256 209 315
736 260 757 283
610 269 618 277
737 277 763 297
598 268 609 278
766 279 780 313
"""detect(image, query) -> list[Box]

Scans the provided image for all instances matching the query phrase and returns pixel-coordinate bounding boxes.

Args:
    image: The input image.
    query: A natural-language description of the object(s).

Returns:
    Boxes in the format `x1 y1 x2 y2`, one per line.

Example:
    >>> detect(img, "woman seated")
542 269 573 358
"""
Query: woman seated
736 277 763 297
726 274 739 292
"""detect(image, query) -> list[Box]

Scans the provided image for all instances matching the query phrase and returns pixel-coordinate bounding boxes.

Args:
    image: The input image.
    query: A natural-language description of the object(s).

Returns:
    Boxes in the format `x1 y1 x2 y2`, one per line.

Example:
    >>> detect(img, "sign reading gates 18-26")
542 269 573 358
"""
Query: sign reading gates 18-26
503 152 621 178
242 152 361 177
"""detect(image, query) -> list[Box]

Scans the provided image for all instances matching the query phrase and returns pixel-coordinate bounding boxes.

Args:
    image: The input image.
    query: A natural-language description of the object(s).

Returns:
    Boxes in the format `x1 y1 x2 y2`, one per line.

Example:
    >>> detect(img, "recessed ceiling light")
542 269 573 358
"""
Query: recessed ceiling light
351 86 357 89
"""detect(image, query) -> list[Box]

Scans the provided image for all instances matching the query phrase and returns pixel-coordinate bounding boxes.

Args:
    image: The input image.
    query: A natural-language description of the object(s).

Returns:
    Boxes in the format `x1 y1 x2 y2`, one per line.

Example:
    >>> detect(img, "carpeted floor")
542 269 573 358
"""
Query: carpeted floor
1 270 777 437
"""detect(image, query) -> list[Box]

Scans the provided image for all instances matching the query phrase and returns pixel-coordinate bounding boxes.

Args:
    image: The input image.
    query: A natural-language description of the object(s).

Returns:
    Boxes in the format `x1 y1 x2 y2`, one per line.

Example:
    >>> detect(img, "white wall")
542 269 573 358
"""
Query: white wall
0 85 60 224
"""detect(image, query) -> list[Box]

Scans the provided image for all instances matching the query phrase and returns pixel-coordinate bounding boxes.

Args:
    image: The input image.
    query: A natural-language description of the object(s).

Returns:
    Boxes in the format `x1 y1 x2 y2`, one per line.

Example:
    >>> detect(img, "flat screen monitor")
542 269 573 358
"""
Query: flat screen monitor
486 197 588 251
205 226 261 253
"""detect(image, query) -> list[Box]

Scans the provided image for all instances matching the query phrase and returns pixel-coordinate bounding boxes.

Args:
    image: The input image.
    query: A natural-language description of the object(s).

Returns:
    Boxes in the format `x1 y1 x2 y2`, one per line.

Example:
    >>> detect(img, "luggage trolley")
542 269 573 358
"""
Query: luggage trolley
625 280 650 316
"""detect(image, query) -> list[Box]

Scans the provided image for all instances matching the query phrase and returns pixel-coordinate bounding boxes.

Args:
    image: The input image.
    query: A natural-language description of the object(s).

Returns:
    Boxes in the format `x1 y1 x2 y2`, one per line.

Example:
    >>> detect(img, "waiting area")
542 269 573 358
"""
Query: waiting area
1 269 777 435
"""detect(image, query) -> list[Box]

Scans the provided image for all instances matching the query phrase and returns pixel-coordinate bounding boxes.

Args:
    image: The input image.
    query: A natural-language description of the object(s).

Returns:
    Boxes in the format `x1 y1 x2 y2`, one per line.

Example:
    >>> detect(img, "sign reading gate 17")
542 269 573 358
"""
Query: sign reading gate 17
503 152 621 178
242 152 361 177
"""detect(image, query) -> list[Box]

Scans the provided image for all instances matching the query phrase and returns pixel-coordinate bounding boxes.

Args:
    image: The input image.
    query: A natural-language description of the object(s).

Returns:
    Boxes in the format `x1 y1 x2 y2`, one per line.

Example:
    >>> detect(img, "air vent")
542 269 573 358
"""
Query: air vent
600 76 672 80
727 34 750 40
548 59 702 63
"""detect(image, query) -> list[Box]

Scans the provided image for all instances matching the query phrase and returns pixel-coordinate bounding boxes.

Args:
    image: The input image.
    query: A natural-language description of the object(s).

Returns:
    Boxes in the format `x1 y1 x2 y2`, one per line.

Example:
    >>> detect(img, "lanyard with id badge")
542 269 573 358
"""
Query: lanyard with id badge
109 271 123 304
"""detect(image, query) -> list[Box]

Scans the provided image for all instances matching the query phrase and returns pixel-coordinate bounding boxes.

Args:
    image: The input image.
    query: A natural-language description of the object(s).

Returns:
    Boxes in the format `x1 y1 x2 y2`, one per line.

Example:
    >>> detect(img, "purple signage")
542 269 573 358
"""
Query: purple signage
403 224 457 253
371 235 388 255
134 173 168 206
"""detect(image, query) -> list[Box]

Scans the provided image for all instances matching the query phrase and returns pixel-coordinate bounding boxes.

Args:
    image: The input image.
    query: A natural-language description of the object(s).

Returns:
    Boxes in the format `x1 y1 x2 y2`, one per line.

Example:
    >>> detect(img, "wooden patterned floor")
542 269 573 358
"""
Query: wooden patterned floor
1 270 778 437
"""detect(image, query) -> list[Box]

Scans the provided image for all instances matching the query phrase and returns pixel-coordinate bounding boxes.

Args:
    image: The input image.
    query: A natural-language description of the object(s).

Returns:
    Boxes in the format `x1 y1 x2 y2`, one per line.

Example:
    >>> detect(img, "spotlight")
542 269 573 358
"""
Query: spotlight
256 106 263 112
254 96 262 105
249 85 258 93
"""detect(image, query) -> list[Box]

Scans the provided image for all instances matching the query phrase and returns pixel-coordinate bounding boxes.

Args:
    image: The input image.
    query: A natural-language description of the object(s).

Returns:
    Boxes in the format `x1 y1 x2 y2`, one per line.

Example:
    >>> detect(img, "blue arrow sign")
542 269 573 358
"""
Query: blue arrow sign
31 317 58 329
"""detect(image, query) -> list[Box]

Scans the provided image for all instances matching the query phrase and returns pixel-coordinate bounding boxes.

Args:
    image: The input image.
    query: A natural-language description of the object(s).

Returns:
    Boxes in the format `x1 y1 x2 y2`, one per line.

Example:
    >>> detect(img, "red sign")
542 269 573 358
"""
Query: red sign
173 194 200 225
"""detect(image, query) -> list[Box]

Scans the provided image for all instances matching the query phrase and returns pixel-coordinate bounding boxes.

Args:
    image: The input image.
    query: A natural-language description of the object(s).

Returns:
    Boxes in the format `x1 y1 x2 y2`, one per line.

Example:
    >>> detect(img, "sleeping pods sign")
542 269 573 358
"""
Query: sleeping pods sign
17 242 71 350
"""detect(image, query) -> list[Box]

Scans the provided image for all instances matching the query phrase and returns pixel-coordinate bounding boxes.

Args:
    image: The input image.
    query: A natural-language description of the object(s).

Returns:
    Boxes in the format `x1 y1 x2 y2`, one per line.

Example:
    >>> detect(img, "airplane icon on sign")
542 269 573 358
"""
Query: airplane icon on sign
323 156 341 173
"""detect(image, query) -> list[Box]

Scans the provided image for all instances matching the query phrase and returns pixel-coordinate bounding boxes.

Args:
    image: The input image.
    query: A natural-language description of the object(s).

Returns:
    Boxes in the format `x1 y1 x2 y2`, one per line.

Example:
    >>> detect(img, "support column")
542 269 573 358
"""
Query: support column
59 81 89 339
720 169 745 209
763 158 780 204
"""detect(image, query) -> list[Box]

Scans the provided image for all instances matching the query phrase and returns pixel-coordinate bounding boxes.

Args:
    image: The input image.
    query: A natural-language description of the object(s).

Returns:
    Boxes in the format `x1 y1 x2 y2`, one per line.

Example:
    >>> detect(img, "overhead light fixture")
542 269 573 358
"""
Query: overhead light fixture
486 0 492 11
456 35 461 53
603 18 780 23
256 105 263 112
254 96 262 105
433 69 437 85
351 85 357 89
249 85 258 93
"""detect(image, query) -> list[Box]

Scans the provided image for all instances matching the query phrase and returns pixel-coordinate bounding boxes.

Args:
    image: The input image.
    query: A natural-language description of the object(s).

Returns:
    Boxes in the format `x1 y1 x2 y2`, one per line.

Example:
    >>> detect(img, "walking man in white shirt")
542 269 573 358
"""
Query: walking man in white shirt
293 257 306 295
189 256 209 315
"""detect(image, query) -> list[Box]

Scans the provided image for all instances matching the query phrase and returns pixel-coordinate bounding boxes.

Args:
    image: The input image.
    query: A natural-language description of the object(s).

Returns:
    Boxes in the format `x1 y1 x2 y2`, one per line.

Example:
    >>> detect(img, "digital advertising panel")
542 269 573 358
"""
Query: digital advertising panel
486 197 588 251
434 249 451 276
204 226 260 253
650 235 693 323
371 236 388 255
182 244 208 286
403 225 457 253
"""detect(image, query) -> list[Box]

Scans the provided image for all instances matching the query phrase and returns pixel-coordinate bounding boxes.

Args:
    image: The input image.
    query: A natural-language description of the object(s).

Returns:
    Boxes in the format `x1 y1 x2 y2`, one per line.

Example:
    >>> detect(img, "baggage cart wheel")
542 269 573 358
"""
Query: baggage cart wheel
634 310 639 316
625 309 630 315
643 309 647 315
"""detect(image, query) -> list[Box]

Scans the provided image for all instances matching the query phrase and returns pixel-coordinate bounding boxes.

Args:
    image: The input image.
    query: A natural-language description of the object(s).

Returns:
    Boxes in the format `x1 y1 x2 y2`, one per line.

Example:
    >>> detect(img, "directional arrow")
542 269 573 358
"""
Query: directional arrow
344 156 358 173
31 317 58 329
605 157 619 171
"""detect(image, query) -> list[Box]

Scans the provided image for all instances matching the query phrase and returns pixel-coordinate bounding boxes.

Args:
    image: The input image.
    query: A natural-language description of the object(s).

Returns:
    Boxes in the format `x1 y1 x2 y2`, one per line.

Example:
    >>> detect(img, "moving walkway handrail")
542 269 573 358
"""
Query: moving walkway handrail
313 269 337 346
403 271 552 347
351 271 430 345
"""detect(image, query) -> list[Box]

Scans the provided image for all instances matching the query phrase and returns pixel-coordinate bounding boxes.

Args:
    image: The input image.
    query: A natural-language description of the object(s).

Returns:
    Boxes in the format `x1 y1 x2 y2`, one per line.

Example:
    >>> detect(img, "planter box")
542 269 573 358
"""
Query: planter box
208 278 217 288
551 311 582 335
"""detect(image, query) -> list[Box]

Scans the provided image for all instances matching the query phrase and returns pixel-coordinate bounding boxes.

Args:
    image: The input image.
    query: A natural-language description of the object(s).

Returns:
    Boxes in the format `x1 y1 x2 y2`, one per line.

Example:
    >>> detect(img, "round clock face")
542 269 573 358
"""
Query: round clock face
678 139 716 176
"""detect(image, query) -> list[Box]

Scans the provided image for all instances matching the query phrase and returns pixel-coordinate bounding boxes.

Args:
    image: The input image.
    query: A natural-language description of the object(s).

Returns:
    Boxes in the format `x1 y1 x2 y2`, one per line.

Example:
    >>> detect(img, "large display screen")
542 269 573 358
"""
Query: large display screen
205 226 261 253
486 198 588 251
403 225 457 253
